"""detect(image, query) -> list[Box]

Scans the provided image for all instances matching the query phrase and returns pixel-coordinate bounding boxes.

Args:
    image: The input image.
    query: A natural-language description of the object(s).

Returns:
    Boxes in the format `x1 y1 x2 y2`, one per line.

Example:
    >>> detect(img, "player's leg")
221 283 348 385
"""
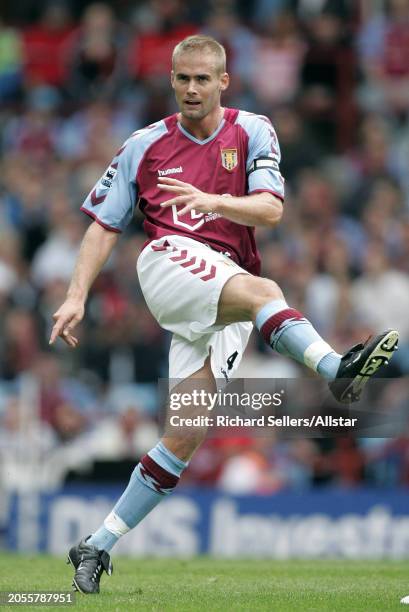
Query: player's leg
68 357 214 594
216 274 399 402
162 352 216 461
217 274 342 378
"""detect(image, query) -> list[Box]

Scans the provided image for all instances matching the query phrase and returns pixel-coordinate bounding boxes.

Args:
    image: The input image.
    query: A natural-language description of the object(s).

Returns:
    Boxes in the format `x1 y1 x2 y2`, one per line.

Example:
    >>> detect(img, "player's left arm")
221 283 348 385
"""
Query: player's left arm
159 114 285 228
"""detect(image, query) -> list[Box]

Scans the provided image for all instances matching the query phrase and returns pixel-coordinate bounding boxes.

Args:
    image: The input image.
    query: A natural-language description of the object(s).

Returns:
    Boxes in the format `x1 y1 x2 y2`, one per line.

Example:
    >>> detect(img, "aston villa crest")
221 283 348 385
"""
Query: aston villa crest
221 148 238 171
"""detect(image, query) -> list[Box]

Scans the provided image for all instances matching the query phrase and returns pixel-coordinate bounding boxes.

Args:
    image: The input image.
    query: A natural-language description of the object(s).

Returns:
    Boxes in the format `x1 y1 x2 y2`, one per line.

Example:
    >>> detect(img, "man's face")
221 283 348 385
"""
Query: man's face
171 51 229 121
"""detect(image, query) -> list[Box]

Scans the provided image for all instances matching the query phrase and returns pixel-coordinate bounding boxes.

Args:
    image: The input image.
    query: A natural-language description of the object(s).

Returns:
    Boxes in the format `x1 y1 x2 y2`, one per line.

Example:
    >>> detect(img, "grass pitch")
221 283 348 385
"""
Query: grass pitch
1 553 408 611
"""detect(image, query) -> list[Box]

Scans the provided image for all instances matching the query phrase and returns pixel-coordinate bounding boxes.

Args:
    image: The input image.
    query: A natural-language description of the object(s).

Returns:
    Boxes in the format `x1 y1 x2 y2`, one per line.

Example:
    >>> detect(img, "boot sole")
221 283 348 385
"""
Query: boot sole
339 330 399 402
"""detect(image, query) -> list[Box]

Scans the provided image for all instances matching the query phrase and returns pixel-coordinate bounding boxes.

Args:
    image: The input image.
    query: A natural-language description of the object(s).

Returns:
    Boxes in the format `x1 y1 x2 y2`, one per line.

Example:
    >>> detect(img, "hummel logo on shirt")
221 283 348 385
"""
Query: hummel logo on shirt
158 166 183 177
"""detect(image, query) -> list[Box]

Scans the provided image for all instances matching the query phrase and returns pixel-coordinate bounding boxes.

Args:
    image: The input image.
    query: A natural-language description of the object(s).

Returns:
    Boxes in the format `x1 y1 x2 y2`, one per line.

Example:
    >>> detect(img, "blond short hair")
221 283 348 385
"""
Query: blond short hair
172 35 227 74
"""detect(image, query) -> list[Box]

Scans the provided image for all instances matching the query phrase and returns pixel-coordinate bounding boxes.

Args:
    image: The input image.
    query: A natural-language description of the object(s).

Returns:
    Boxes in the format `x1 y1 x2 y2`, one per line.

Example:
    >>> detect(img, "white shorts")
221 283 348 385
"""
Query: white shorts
137 235 253 382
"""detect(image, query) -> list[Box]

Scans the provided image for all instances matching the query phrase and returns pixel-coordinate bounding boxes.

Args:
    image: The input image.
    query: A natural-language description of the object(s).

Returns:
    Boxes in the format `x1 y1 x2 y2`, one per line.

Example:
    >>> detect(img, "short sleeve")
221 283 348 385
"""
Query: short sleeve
245 115 285 201
81 139 138 233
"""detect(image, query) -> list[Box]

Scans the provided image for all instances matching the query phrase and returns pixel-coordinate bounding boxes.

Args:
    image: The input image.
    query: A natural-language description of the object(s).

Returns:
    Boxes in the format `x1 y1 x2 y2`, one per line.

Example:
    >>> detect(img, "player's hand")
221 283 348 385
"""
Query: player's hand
158 177 220 217
49 299 85 348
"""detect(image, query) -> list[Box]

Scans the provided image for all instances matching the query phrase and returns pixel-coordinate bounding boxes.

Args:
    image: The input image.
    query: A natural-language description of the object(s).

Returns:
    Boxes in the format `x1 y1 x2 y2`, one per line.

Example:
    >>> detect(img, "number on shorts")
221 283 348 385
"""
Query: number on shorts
227 351 239 371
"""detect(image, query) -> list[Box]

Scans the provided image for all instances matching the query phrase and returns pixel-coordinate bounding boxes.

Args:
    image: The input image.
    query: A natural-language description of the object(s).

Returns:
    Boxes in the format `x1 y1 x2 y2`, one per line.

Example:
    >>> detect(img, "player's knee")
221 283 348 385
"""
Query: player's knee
218 274 284 324
249 277 284 319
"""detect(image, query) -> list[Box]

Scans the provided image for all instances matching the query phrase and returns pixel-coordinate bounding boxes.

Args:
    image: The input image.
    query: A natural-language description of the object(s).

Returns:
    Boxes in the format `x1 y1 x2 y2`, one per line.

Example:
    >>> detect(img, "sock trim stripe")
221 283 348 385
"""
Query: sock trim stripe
255 299 288 330
260 308 306 345
140 455 179 491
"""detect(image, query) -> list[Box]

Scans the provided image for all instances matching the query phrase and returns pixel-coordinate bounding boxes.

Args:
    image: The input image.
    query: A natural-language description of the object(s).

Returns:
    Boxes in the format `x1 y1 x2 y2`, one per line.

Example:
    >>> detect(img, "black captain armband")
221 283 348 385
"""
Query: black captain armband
248 156 279 174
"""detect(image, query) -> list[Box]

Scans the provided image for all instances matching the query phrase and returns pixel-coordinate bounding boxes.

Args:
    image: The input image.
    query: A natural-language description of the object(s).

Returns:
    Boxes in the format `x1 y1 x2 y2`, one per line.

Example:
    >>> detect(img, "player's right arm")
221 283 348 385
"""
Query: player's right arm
49 131 142 347
49 123 167 347
49 222 119 347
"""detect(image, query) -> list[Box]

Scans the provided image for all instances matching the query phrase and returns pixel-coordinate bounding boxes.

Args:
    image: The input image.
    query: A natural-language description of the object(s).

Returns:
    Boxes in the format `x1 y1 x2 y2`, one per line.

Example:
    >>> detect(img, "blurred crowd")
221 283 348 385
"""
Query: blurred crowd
0 0 409 493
